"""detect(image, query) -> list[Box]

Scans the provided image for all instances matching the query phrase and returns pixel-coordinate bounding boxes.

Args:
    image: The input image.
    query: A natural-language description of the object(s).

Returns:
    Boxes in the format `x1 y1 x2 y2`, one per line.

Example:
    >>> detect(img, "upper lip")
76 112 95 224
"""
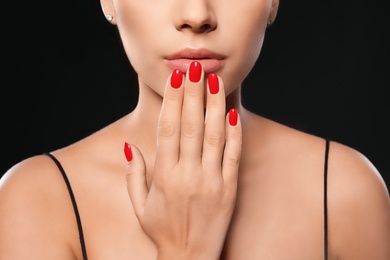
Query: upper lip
165 48 225 60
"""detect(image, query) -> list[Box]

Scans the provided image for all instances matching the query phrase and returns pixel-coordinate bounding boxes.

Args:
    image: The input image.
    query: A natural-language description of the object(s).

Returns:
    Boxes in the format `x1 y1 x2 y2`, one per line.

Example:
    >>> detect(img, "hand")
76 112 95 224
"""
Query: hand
125 61 242 260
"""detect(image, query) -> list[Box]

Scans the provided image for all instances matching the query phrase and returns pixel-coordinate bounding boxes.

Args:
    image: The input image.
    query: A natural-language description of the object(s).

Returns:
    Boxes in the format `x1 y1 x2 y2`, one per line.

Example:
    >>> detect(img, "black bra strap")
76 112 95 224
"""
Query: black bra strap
43 140 330 260
324 139 330 260
44 153 88 260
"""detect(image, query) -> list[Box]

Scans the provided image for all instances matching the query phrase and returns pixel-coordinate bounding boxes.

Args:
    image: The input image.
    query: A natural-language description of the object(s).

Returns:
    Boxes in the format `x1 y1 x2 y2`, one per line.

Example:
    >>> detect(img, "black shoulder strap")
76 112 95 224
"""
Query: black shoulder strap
323 139 330 260
44 153 88 260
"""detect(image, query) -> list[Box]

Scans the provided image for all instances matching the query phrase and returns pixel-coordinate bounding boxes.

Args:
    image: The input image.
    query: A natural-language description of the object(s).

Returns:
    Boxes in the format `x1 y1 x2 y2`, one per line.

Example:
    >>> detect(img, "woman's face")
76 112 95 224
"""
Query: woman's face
102 0 278 97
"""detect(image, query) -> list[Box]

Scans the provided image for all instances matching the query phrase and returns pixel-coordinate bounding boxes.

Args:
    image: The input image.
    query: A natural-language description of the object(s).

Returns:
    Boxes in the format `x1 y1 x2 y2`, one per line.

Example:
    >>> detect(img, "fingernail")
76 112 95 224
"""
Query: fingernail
229 108 238 126
189 61 201 82
124 142 133 162
170 69 183 89
208 73 219 94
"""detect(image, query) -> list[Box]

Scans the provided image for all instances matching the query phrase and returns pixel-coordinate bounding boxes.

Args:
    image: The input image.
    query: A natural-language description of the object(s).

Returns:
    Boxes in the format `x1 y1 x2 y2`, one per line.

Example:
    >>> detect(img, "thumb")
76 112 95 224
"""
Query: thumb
123 142 148 219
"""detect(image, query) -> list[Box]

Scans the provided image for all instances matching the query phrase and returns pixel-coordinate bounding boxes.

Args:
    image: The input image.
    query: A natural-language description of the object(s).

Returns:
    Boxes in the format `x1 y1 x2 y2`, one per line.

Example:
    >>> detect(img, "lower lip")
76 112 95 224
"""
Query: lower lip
164 59 225 74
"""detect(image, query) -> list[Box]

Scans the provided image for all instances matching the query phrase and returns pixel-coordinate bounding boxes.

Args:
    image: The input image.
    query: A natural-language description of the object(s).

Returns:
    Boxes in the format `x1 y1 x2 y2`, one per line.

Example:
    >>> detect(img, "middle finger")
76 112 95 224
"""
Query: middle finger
180 61 205 163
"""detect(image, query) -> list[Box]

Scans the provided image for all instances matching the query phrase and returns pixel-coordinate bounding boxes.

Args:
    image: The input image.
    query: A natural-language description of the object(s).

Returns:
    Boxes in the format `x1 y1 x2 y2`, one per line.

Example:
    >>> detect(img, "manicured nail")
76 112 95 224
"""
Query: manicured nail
229 108 238 126
189 61 202 82
170 69 183 89
208 73 219 94
124 142 133 162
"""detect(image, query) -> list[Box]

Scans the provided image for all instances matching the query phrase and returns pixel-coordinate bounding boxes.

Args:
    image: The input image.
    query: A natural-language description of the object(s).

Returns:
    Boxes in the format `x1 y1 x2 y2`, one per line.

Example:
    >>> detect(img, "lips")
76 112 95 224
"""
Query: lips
164 48 226 74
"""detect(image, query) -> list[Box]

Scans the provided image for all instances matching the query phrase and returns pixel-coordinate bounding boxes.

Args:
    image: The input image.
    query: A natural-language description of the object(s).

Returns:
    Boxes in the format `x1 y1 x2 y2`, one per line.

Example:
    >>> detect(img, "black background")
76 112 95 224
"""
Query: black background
2 0 389 191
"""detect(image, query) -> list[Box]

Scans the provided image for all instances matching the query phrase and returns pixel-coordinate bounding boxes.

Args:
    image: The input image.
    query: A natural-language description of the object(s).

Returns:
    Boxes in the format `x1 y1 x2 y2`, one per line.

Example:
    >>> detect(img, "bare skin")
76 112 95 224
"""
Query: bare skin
1 90 389 259
1 0 390 259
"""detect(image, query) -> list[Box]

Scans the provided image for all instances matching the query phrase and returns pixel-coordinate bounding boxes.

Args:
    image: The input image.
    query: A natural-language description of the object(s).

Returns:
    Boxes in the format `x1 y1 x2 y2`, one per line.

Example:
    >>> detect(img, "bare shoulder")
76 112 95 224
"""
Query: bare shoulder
328 140 389 193
0 155 82 259
327 140 389 208
0 119 134 259
248 114 390 258
327 141 390 259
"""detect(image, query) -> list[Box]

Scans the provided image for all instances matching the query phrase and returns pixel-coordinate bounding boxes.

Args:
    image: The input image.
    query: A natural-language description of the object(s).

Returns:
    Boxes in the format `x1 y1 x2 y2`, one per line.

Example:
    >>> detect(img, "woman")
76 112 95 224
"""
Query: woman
1 0 389 259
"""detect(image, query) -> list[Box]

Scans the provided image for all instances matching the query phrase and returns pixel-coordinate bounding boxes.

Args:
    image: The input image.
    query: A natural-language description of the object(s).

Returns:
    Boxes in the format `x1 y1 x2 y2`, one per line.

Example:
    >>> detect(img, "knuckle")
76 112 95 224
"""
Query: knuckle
158 121 176 138
226 152 241 167
125 166 132 182
224 178 238 193
205 132 225 147
181 122 201 139
204 180 223 196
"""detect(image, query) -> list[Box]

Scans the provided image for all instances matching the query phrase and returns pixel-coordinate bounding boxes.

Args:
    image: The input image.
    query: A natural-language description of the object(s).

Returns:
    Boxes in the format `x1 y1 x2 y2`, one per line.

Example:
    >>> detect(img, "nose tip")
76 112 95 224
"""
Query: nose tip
175 1 217 34
179 23 215 33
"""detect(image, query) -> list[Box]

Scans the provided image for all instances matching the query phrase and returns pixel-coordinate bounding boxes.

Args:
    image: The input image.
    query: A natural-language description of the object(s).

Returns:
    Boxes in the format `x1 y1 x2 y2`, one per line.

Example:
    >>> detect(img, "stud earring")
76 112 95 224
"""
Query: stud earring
267 19 273 27
105 14 113 22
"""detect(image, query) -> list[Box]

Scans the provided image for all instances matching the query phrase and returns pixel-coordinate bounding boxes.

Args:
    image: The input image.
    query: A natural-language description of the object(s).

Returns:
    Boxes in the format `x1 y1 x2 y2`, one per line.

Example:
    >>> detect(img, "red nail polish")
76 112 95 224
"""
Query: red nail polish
189 61 202 82
208 74 219 94
229 108 238 126
170 69 183 89
124 142 133 162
